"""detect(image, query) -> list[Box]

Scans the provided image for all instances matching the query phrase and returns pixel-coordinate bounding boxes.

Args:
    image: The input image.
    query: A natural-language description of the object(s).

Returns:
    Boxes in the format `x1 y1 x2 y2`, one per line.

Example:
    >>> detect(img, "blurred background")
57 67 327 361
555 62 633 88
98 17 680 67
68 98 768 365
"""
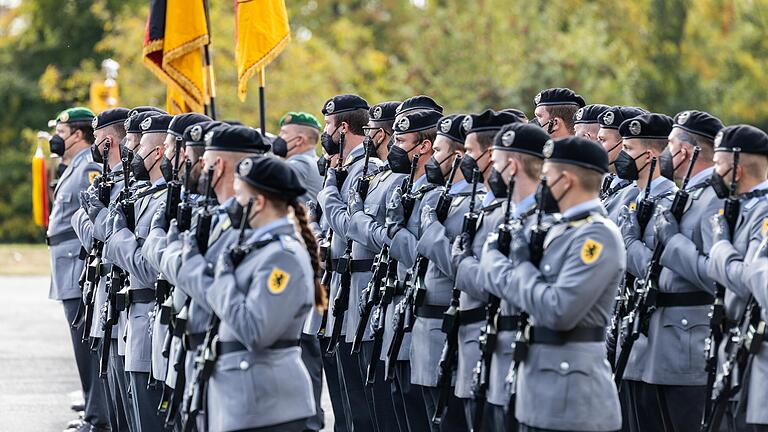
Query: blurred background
1 0 768 249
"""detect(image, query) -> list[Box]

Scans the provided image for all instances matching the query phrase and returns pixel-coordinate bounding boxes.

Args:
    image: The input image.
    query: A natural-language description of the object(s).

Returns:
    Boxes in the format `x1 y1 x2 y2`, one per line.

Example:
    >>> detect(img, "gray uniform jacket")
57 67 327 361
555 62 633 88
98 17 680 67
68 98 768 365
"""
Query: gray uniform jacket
48 149 101 301
386 176 440 361
616 177 676 382
478 192 539 406
104 179 167 373
346 168 404 342
500 200 624 431
316 144 378 339
289 149 324 204
743 253 768 424
410 180 472 387
200 219 315 431
602 174 634 222
645 170 722 385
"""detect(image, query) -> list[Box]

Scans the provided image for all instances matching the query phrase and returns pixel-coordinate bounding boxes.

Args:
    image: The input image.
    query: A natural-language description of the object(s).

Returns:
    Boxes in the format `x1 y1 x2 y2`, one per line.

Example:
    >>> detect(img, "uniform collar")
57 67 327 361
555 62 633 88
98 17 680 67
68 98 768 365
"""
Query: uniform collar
687 167 713 190
512 192 536 218
72 147 91 166
412 174 427 192
610 174 628 188
562 198 603 219
449 179 468 194
153 177 167 187
345 142 366 164
250 216 293 241
636 176 675 202
744 179 768 210
291 149 316 160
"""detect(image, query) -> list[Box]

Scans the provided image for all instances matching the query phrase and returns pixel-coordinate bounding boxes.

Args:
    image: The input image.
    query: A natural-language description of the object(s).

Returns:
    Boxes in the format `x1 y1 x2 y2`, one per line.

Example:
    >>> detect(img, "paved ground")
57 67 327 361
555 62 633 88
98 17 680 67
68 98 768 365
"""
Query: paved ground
0 276 334 431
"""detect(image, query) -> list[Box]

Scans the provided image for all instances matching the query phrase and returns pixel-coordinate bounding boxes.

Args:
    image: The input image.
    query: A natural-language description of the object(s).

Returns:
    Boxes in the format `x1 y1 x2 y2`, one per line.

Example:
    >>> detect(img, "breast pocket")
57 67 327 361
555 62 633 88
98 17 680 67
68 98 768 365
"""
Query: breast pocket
56 192 73 204
534 351 595 418
364 203 382 220
661 308 709 372
215 352 276 412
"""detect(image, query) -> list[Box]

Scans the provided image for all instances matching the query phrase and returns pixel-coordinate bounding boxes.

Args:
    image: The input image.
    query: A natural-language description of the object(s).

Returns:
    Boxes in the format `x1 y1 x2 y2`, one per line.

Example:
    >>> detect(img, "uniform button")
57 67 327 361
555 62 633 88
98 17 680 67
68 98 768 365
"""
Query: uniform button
559 361 569 371
543 264 551 272
681 318 688 326
239 361 249 370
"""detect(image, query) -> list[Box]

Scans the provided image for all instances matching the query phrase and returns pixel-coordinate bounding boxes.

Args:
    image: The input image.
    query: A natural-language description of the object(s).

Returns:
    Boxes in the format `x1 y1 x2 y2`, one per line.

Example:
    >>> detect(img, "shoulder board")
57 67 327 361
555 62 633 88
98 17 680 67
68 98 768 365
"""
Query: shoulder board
690 186 707 200
277 234 300 255
153 189 166 198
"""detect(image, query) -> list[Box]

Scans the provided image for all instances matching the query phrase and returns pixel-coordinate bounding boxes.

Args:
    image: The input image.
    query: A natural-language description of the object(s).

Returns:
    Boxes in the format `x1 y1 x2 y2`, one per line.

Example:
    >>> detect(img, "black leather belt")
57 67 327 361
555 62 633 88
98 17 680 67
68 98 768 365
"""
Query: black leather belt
128 288 155 304
185 332 206 350
497 315 524 332
332 258 374 273
46 230 78 246
529 327 605 345
99 264 113 277
458 307 486 326
656 292 714 307
415 304 449 319
217 339 300 355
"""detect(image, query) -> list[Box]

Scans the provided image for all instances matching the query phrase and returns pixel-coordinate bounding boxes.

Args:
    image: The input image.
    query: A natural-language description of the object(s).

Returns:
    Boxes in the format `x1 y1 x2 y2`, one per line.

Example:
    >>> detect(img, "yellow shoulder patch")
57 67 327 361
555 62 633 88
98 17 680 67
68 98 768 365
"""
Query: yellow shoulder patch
629 202 637 211
580 238 603 265
267 267 290 294
88 171 100 185
761 218 768 238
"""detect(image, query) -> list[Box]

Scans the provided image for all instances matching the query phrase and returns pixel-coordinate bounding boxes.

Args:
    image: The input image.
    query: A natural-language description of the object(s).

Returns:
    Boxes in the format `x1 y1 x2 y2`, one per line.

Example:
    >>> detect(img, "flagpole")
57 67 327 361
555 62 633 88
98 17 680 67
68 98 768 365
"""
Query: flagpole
259 67 266 135
203 0 217 119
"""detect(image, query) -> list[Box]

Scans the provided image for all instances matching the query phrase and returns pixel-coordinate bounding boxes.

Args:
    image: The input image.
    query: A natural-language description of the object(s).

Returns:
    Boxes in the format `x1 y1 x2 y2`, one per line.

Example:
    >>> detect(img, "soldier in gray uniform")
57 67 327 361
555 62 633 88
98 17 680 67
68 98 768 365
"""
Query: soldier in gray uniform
345 100 403 432
274 111 324 204
596 106 649 221
531 87 585 139
743 237 768 432
177 155 320 432
168 124 270 432
103 114 175 431
316 93 379 431
72 108 136 432
449 109 521 429
511 136 625 431
409 113 470 432
647 110 725 430
47 107 111 432
707 125 768 431
614 114 677 431
477 121 551 432
573 104 610 141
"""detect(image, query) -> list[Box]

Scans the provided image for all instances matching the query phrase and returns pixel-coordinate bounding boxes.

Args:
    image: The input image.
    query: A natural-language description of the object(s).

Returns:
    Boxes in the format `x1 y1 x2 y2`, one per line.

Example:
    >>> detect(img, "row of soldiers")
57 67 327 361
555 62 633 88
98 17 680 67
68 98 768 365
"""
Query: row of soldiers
45 85 768 432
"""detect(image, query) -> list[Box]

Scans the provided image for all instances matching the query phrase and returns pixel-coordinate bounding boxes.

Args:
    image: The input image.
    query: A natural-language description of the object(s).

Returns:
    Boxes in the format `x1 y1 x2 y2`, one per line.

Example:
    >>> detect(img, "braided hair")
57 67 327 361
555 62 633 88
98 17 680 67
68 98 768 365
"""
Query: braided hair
290 200 327 312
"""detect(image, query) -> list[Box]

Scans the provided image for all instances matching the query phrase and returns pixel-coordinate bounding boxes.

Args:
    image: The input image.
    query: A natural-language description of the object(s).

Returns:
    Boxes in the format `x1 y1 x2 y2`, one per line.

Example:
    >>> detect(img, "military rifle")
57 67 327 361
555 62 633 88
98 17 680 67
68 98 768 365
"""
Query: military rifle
432 168 480 425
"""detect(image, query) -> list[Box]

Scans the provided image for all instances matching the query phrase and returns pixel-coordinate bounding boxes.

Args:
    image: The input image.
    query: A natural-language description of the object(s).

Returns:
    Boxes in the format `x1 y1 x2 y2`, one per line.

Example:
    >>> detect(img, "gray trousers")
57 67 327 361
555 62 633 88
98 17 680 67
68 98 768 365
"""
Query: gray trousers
63 298 110 429
656 384 706 432
300 333 325 431
319 337 349 432
336 341 375 431
128 371 164 432
422 385 468 432
109 342 136 432
358 340 399 432
392 360 429 432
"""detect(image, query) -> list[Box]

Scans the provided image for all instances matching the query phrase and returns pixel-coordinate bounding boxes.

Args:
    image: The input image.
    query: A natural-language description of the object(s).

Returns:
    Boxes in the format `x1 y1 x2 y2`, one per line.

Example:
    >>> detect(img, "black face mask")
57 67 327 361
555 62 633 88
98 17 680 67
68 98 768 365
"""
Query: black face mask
488 168 508 198
320 125 342 155
613 150 646 181
659 148 681 181
536 175 563 214
272 136 300 158
424 154 452 186
316 156 329 177
387 144 416 174
224 198 245 228
710 168 731 199
160 155 175 182
49 135 66 156
56 163 68 177
91 138 109 164
460 150 488 183
131 152 157 182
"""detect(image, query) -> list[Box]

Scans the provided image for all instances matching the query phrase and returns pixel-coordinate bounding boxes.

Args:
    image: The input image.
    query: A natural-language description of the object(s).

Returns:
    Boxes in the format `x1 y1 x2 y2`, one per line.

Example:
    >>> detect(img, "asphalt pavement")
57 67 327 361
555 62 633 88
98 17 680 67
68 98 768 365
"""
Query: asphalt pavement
0 275 334 431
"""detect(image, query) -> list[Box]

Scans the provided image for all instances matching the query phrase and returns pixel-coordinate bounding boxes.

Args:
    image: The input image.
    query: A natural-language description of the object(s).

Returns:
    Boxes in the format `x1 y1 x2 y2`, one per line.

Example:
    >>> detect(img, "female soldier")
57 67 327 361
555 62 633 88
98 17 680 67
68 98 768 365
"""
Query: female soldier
194 155 326 432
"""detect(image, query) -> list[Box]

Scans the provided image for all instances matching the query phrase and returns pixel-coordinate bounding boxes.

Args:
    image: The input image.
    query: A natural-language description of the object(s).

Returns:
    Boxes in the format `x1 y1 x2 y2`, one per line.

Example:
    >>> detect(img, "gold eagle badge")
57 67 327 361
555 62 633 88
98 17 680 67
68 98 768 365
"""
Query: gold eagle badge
580 238 603 265
267 267 290 294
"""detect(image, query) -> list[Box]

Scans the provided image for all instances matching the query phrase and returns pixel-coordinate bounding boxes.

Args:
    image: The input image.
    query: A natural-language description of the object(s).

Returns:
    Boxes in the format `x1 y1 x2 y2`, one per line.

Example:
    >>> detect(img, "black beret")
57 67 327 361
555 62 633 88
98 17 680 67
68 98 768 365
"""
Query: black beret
128 106 167 118
714 125 768 155
598 106 648 129
543 136 609 174
396 95 444 116
184 121 224 147
125 111 162 134
204 124 271 153
672 110 724 141
236 155 306 200
436 114 468 144
394 110 442 134
574 104 611 125
369 101 401 122
139 114 174 134
534 88 586 108
222 119 244 126
321 94 369 115
619 113 674 140
93 108 130 130
493 122 549 158
168 113 212 138
502 108 528 122
463 109 522 134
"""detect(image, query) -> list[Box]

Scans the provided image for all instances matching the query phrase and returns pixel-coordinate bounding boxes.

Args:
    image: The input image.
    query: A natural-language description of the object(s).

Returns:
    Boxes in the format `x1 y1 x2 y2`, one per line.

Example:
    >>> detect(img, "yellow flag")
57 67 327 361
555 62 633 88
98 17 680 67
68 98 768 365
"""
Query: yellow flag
235 0 291 101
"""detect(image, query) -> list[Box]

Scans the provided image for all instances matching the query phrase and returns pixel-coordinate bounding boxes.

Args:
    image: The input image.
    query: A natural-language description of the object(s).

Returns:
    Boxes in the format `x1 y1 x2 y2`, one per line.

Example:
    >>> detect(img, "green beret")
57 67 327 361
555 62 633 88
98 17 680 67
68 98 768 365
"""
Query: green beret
56 107 95 124
279 111 321 130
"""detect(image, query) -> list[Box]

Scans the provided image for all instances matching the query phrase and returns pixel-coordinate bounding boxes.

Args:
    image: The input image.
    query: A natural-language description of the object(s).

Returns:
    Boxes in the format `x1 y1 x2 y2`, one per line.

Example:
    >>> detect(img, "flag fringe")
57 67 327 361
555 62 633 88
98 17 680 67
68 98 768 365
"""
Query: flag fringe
237 32 291 101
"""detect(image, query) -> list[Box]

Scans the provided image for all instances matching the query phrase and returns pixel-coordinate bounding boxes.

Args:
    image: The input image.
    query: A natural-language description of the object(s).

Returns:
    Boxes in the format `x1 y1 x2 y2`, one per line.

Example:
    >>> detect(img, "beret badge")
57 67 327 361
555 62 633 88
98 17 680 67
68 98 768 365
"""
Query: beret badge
575 108 584 121
714 131 724 148
373 106 383 120
534 93 542 105
462 116 473 132
629 120 642 136
60 112 70 122
440 118 452 133
204 131 214 146
238 158 253 177
543 140 554 158
283 114 293 123
325 100 335 114
396 117 410 132
91 117 98 129
501 130 516 147
603 111 614 126
190 125 203 142
677 111 691 125
140 117 152 131
123 118 131 130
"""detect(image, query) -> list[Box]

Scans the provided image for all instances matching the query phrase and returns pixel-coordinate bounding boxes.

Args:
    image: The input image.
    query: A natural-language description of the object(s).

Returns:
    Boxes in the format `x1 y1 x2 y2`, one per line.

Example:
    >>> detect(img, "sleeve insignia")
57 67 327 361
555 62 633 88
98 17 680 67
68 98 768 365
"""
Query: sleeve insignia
88 171 100 184
629 202 637 211
762 217 768 238
580 238 603 264
267 267 290 294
